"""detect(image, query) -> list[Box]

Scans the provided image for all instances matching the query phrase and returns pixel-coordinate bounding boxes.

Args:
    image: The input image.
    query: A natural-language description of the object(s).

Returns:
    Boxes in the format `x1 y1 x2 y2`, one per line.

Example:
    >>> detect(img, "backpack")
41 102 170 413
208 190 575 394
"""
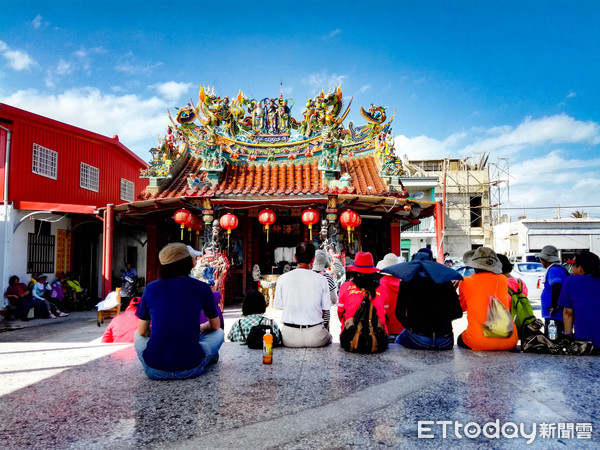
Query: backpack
340 290 388 353
508 279 537 339
240 317 282 349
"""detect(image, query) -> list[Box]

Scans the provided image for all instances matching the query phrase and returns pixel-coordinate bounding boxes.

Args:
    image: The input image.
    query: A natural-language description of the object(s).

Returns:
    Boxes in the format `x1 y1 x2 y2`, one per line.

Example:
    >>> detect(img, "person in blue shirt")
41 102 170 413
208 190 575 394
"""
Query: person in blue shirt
135 243 224 380
122 263 137 279
559 250 600 346
536 245 568 337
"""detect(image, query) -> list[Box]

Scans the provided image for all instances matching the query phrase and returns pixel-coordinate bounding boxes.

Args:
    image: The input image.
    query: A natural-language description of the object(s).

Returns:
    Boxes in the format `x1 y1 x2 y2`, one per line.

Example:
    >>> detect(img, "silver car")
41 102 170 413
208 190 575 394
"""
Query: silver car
511 262 545 300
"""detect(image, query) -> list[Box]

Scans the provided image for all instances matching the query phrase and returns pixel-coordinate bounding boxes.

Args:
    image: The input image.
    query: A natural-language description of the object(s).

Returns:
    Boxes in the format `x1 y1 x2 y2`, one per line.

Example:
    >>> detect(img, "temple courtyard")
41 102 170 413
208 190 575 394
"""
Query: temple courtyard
0 304 599 449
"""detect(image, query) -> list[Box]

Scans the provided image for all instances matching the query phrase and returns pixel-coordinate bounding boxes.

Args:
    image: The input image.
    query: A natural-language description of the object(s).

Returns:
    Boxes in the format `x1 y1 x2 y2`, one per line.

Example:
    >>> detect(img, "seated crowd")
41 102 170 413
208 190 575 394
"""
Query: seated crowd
10 241 595 381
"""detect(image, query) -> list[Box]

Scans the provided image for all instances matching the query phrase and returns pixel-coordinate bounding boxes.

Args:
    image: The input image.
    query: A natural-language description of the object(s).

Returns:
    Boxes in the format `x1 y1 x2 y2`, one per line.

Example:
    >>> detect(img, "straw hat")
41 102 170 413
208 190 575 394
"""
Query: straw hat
463 247 502 274
348 252 380 274
159 243 193 265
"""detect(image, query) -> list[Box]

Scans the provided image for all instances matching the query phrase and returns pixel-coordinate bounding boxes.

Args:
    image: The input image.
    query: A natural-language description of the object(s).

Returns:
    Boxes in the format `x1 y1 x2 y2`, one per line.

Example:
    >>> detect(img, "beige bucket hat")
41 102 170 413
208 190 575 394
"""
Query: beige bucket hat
463 247 502 274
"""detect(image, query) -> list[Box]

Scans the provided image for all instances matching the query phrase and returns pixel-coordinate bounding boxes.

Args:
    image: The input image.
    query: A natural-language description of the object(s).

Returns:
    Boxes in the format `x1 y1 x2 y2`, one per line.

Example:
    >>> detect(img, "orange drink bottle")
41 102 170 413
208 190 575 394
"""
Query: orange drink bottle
263 329 273 364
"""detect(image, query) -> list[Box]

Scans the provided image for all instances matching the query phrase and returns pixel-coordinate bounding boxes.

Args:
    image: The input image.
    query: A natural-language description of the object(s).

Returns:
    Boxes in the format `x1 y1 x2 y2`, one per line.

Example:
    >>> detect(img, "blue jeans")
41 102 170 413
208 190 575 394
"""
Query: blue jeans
396 329 454 350
134 329 224 380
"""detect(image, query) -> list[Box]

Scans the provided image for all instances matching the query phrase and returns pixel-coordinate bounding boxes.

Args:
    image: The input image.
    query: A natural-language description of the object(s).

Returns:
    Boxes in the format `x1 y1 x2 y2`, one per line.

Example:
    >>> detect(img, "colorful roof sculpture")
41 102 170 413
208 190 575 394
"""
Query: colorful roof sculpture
140 86 408 197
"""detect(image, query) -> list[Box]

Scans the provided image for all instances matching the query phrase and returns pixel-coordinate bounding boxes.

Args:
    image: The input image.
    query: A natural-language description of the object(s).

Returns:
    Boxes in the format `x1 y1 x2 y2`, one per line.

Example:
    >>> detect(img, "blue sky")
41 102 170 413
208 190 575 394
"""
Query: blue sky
1 1 599 218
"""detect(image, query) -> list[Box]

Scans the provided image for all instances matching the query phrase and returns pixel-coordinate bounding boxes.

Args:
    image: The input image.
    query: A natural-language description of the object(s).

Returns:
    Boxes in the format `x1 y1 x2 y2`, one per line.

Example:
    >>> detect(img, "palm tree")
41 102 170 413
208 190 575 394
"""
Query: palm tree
571 210 585 218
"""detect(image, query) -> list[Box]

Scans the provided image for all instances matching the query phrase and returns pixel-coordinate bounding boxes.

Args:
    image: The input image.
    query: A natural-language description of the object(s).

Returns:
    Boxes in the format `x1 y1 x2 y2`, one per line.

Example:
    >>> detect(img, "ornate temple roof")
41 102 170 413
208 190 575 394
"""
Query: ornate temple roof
126 86 434 222
141 152 392 200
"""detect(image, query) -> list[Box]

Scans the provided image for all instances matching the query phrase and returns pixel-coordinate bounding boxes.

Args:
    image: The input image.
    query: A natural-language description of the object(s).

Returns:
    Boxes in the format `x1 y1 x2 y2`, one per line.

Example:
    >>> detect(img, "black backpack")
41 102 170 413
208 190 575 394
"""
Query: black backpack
240 317 282 349
340 291 388 353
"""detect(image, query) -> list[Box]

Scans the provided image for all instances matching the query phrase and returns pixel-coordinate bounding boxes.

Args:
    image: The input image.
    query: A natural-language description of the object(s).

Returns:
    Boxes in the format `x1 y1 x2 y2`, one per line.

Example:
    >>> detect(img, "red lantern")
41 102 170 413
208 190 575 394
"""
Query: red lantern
258 208 276 242
339 209 361 244
186 214 199 232
173 208 192 240
219 213 239 247
301 208 320 241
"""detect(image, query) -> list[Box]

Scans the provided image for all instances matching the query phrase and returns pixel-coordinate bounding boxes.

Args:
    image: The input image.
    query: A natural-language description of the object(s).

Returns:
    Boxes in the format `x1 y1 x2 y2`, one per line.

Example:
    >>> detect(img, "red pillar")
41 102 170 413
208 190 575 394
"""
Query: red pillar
434 202 444 263
390 222 401 255
103 204 114 298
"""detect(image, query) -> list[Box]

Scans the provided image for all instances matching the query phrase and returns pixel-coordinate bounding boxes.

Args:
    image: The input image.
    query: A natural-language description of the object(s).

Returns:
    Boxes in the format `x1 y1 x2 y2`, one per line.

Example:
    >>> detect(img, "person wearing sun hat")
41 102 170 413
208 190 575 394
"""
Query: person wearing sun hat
376 253 404 340
536 244 568 337
457 247 518 351
135 242 224 380
337 251 388 340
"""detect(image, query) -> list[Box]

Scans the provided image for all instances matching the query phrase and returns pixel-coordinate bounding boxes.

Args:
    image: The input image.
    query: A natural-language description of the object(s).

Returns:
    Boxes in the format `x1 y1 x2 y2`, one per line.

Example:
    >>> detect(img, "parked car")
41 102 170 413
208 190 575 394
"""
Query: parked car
508 253 539 264
511 262 545 300
454 265 475 278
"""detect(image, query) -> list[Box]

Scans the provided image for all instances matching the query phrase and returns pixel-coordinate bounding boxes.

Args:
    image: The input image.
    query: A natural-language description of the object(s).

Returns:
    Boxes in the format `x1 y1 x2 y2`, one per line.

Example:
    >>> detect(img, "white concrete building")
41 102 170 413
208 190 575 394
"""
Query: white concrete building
493 218 600 261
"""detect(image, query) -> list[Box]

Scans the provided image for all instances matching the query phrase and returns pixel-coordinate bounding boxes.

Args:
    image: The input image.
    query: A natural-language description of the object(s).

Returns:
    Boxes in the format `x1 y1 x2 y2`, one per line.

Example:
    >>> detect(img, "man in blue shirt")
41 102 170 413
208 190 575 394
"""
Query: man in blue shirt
536 245 568 338
559 251 600 346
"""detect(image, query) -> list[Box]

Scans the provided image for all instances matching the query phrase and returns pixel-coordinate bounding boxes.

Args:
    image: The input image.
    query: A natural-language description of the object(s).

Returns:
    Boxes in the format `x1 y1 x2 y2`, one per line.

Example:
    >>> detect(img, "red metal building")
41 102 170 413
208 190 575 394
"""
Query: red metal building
0 104 148 300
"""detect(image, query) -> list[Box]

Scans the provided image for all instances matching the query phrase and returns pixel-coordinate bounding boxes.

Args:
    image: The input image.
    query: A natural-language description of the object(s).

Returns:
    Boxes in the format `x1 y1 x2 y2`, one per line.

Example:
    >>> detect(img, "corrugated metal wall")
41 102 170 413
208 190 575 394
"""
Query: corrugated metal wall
6 117 148 208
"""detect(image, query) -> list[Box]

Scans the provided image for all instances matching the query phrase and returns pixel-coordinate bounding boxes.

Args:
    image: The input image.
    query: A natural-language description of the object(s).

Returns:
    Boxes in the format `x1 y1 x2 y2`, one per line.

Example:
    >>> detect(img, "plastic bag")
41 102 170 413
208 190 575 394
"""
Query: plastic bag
482 295 513 338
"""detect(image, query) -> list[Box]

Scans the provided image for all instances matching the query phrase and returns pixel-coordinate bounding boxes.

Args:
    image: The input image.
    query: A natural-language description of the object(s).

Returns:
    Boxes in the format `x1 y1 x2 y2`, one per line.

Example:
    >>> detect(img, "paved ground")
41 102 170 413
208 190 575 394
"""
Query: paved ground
0 302 599 449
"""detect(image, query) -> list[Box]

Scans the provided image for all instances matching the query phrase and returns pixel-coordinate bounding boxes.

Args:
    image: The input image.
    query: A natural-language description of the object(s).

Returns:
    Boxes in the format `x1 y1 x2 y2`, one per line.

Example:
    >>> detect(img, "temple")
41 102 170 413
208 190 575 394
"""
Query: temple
107 86 436 305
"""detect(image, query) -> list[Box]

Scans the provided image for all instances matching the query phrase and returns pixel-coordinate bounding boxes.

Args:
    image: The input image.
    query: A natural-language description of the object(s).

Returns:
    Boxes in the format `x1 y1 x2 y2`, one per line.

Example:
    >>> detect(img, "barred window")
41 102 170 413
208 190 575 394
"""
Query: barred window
32 144 58 179
27 220 55 274
80 162 99 192
120 178 135 202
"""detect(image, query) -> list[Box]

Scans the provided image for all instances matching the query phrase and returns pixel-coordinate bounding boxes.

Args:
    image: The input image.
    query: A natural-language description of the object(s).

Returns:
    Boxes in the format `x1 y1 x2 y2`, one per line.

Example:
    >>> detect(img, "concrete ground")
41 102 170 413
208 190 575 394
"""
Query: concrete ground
0 301 599 449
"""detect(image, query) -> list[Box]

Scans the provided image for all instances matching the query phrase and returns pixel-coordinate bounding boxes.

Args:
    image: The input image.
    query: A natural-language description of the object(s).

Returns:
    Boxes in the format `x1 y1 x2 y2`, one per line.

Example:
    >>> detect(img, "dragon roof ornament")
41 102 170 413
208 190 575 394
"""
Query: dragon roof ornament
141 85 404 183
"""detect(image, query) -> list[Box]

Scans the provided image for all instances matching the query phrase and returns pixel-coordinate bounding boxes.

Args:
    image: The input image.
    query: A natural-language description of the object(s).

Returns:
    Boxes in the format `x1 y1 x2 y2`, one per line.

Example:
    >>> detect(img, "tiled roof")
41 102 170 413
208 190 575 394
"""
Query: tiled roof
143 153 394 200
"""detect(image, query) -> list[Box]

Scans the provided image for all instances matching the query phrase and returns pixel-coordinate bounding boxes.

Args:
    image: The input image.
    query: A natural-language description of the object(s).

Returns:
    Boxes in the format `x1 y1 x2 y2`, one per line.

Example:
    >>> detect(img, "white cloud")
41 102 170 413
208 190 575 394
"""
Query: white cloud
461 114 600 155
566 91 576 99
302 71 348 94
327 29 342 38
55 59 73 75
32 15 43 29
149 81 193 102
0 41 36 71
359 84 371 93
32 15 42 29
394 132 467 160
3 88 170 160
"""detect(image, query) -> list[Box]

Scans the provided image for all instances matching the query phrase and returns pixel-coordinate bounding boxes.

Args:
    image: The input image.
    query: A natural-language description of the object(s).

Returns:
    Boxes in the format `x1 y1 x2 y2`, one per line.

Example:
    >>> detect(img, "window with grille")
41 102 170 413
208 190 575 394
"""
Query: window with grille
32 143 58 179
27 220 55 274
80 162 99 192
120 178 135 202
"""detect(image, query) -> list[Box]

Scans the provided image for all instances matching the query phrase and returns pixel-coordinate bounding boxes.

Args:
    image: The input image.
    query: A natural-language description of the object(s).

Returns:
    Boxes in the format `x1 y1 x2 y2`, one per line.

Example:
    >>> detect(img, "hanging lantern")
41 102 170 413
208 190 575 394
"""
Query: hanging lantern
301 208 320 241
219 213 239 247
173 208 193 240
339 209 361 244
258 208 276 242
186 214 199 231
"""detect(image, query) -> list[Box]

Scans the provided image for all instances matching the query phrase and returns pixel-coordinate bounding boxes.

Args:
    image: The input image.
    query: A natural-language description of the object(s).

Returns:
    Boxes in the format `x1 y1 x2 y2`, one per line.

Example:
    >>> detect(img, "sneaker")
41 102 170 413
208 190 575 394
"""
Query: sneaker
49 314 57 319
58 312 69 317
209 353 219 365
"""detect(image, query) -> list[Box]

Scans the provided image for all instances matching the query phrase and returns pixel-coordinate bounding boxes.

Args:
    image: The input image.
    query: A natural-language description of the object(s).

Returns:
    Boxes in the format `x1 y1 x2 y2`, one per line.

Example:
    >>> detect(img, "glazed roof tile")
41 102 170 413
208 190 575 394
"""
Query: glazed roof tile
143 153 396 200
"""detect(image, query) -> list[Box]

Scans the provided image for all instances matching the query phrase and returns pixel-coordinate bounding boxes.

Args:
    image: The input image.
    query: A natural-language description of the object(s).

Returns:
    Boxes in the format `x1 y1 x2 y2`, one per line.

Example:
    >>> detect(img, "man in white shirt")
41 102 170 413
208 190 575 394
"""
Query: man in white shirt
273 242 332 347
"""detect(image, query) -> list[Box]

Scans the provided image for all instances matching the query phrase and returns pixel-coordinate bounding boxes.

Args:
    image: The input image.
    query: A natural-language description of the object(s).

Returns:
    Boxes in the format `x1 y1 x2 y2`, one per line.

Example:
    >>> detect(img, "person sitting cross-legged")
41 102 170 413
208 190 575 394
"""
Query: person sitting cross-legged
228 290 281 344
273 242 332 348
135 243 224 380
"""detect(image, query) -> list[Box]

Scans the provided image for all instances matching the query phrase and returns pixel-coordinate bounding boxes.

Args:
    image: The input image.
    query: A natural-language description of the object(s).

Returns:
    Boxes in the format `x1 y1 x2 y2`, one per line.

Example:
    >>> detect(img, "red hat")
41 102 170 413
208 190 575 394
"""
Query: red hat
348 252 380 273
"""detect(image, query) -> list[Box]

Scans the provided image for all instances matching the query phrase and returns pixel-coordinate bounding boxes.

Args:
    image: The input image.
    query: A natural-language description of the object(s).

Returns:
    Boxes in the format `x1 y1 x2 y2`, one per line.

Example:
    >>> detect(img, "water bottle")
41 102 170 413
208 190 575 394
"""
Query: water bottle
262 329 273 364
548 320 557 341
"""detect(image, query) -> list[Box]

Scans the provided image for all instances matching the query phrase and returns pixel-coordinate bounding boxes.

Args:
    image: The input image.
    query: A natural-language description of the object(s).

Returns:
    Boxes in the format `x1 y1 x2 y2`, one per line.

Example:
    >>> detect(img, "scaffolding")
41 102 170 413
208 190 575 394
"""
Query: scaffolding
402 154 494 258
488 157 510 225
